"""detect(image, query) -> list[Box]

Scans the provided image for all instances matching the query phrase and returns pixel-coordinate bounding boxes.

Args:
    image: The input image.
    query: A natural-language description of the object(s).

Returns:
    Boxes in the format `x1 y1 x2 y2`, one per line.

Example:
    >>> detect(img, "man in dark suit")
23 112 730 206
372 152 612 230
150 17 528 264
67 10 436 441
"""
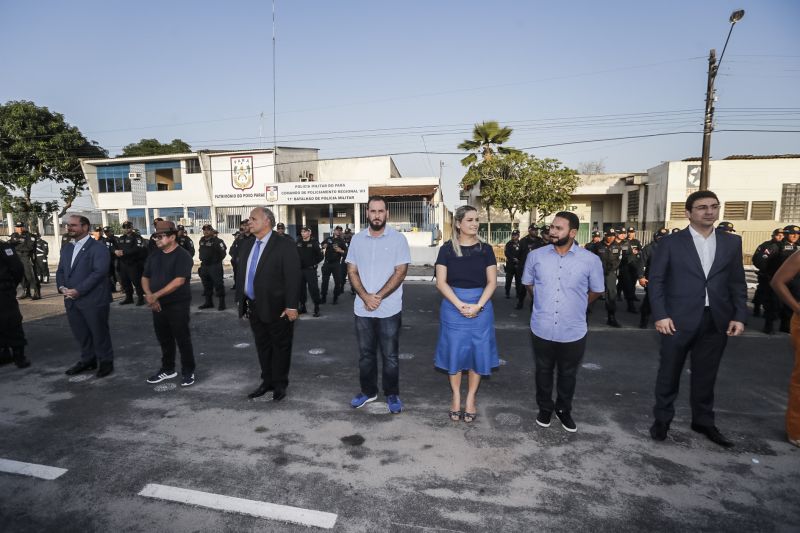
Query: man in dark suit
648 190 747 447
236 207 301 402
57 215 115 378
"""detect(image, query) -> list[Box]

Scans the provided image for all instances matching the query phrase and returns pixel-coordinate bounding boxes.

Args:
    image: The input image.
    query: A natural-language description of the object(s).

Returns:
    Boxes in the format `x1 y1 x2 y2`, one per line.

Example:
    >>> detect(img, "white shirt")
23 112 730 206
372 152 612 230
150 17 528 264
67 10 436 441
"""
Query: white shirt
71 234 91 267
688 225 717 306
244 231 272 299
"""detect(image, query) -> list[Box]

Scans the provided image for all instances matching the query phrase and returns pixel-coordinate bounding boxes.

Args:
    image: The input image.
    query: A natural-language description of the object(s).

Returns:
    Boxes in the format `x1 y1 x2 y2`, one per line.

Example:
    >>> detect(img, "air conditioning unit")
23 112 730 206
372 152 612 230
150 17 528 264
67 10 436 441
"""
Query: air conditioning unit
128 172 143 180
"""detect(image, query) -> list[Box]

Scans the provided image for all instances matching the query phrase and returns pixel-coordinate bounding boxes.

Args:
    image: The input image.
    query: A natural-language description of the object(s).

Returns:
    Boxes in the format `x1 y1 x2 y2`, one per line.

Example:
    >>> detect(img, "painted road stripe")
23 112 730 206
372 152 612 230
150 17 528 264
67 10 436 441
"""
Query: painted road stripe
0 458 68 480
138 483 337 529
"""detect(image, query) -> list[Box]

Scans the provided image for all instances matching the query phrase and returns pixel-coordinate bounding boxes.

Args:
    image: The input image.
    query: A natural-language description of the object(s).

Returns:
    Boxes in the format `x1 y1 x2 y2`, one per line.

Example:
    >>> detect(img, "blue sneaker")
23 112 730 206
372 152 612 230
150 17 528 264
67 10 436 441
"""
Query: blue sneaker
351 393 377 408
387 394 403 414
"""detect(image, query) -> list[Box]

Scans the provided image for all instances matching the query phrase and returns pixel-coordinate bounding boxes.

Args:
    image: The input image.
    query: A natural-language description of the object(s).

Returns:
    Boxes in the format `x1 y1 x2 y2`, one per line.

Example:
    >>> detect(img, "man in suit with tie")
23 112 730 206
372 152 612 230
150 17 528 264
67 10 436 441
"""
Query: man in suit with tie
57 215 114 378
648 190 747 447
236 207 301 402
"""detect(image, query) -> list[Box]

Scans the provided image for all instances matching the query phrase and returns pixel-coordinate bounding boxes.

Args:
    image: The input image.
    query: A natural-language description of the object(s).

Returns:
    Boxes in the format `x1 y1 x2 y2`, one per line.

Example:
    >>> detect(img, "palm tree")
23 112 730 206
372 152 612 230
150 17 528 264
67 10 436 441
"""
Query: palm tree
458 121 520 167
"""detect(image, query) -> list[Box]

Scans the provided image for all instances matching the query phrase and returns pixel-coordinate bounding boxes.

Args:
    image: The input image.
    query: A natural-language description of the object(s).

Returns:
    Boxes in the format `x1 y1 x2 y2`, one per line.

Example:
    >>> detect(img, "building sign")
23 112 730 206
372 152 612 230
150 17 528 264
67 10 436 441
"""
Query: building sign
231 156 254 190
210 152 275 206
265 185 278 203
266 181 369 205
686 164 701 194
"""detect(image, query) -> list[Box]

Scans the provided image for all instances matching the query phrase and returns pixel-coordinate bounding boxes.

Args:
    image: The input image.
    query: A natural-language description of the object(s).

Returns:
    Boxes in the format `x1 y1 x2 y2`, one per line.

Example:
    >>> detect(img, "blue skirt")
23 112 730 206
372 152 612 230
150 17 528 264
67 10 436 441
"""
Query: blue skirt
434 287 499 375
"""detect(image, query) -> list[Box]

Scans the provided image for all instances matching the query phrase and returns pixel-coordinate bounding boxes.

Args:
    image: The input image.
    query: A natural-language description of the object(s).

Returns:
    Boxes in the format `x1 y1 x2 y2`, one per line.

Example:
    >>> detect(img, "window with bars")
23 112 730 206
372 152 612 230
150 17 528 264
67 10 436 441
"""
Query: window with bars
723 201 748 220
185 158 201 174
751 201 776 220
781 184 800 222
669 202 687 219
627 190 639 221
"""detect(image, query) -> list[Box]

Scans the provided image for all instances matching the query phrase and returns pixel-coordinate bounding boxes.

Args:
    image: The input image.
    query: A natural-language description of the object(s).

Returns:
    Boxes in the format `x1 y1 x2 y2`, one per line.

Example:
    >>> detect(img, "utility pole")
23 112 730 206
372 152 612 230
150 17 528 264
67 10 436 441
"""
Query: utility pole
699 49 716 191
698 9 745 191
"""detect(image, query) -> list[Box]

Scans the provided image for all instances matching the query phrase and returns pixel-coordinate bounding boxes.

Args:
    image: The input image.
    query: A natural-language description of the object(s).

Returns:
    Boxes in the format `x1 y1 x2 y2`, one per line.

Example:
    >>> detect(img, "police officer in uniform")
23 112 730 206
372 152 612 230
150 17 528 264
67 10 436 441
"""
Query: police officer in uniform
618 226 643 313
516 224 546 309
584 231 602 254
91 226 117 292
176 224 195 258
717 221 737 234
275 222 294 242
595 228 623 327
343 227 356 295
762 225 800 333
320 225 347 304
148 218 165 254
637 227 669 328
229 221 252 293
102 226 120 292
752 228 784 319
115 221 147 305
32 232 49 284
504 229 522 299
296 226 323 317
198 223 227 310
0 239 31 368
9 222 41 300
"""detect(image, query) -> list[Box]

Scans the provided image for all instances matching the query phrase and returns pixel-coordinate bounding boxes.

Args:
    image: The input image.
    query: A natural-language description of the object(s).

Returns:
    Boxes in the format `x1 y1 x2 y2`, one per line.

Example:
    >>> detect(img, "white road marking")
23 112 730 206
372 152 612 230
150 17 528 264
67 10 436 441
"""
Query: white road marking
0 458 67 480
138 483 337 529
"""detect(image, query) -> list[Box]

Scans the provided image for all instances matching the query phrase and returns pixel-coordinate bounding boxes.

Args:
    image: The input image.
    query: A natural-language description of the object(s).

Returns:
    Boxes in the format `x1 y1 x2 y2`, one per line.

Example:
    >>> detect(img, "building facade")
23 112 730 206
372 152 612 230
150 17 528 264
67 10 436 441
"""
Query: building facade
80 148 447 264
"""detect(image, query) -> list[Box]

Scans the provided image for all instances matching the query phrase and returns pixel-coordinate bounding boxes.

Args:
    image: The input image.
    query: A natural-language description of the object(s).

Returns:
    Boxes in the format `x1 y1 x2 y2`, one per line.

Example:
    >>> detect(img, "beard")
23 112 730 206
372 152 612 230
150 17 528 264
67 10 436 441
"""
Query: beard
369 218 386 231
552 235 571 247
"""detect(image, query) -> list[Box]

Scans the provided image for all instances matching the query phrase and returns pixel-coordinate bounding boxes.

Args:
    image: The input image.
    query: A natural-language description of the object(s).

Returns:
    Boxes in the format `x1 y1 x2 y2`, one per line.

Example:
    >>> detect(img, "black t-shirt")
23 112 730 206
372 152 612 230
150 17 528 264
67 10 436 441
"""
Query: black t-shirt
435 241 497 289
143 246 194 305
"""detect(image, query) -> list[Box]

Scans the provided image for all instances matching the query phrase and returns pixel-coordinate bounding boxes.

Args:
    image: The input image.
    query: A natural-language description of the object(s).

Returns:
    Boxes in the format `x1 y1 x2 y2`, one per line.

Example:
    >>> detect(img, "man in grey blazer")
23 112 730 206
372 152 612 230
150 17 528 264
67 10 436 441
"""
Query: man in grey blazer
57 215 115 378
647 190 747 447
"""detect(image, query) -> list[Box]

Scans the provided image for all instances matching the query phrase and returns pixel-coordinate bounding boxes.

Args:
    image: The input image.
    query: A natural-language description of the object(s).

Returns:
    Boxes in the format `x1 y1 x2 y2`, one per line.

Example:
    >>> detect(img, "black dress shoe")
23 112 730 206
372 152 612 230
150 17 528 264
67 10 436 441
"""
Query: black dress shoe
96 362 114 378
691 424 734 448
65 359 98 375
650 420 670 441
247 383 274 399
272 389 286 402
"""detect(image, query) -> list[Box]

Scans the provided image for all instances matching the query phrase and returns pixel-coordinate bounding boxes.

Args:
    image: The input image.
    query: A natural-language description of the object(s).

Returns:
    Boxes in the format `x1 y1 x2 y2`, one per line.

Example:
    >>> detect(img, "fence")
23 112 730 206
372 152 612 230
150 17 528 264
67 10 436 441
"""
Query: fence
359 201 435 232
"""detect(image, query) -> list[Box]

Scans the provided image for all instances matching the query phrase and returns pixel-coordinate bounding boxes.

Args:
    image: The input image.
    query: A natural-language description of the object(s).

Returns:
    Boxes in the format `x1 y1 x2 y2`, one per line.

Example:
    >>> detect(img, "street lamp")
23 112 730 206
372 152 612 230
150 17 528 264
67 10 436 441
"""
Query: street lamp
699 9 745 191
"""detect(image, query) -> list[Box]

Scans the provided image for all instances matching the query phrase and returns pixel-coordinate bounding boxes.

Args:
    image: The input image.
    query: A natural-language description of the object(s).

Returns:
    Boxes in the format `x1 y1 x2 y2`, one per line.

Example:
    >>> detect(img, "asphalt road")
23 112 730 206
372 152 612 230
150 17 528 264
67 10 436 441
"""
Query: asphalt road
1 279 798 532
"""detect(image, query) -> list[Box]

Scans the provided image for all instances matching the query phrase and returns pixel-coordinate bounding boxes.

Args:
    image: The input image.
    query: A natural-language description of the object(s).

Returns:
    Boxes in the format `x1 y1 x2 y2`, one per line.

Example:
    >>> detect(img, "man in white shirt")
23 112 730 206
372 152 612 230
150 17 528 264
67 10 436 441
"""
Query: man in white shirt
648 190 747 447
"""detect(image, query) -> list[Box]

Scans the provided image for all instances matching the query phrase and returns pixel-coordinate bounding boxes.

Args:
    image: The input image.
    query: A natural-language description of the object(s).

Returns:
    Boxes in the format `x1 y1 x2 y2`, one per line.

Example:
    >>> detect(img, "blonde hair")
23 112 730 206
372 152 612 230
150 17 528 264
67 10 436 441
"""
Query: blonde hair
451 205 483 258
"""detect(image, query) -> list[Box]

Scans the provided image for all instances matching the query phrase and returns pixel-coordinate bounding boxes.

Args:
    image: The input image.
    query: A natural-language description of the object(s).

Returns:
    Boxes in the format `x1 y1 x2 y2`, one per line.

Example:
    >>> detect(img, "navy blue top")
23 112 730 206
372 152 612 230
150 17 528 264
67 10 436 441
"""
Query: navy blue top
436 241 497 288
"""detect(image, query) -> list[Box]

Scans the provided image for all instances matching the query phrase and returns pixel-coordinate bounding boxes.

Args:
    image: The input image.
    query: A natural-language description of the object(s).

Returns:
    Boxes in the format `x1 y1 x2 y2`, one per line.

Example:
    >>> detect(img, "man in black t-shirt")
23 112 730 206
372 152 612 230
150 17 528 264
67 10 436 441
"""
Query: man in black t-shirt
142 220 196 387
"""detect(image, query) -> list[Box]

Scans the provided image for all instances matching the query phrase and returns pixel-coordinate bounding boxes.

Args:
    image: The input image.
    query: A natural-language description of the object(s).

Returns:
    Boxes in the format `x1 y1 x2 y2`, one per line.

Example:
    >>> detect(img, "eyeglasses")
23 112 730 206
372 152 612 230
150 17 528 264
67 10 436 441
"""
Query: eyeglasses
691 204 720 212
153 232 176 240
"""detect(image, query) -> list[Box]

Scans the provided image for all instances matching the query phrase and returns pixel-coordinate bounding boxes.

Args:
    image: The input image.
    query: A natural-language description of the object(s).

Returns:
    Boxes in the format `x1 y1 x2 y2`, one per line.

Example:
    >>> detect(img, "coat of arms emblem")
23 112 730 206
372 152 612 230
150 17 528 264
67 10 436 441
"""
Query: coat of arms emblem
231 156 254 190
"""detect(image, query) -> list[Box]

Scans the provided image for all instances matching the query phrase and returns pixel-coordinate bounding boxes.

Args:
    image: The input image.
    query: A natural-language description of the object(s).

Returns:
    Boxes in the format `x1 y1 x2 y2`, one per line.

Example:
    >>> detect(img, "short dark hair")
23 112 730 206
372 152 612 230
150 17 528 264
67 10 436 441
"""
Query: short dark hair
554 211 580 231
69 215 91 228
685 190 719 212
367 195 388 210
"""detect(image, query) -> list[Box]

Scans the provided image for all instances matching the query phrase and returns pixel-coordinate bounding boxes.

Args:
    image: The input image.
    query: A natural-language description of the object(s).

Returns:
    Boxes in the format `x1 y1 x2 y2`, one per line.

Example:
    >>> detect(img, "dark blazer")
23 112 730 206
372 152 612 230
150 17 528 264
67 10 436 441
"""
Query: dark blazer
648 227 747 332
56 237 112 309
236 232 301 322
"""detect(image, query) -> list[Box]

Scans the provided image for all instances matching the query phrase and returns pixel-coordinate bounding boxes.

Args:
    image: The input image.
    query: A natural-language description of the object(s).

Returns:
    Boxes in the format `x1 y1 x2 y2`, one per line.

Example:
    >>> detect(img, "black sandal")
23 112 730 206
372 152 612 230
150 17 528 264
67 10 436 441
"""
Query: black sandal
449 410 462 422
463 412 477 423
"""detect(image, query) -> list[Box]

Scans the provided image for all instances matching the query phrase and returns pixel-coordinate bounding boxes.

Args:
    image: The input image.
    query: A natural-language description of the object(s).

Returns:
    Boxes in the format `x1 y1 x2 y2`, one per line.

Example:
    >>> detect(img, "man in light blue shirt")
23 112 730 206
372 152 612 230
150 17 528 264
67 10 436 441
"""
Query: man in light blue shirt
522 211 605 433
346 196 411 413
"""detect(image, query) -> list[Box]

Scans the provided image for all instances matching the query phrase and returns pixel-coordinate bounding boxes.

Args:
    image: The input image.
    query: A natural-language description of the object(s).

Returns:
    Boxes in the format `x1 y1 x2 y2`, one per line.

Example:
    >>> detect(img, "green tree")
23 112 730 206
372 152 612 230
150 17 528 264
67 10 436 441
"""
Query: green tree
461 152 579 228
458 121 521 168
0 100 107 226
121 138 192 157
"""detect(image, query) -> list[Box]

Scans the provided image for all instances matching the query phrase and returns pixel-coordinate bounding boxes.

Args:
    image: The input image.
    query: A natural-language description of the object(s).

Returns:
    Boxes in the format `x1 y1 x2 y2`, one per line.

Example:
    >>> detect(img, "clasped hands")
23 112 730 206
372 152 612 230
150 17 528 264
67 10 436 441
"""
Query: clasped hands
458 302 481 319
655 317 744 337
144 293 161 312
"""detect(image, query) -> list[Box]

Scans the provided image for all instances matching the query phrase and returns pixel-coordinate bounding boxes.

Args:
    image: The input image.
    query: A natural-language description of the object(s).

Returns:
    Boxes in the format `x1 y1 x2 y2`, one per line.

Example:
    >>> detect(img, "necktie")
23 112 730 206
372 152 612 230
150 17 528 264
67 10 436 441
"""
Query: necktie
246 239 262 300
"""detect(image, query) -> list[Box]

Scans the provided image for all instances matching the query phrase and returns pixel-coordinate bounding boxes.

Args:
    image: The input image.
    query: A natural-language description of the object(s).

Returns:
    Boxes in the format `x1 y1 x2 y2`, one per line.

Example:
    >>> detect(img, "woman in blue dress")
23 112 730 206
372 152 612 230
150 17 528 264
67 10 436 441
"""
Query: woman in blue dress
434 205 499 422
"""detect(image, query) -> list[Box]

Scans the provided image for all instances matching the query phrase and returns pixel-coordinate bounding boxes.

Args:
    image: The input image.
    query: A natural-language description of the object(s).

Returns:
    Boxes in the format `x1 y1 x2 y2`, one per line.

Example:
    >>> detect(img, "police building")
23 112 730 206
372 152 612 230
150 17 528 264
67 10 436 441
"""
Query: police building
79 148 446 264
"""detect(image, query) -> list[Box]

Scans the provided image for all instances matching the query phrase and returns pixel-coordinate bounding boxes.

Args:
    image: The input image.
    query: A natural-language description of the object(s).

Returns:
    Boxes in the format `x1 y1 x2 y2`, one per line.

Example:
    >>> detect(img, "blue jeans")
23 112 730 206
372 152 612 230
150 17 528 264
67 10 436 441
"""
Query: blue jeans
354 312 401 397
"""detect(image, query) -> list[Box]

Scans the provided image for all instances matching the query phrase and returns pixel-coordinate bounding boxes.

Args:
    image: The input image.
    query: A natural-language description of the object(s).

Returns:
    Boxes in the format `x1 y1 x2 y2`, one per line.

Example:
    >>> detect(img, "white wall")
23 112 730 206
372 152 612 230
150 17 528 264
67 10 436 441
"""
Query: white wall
208 151 276 206
318 156 392 184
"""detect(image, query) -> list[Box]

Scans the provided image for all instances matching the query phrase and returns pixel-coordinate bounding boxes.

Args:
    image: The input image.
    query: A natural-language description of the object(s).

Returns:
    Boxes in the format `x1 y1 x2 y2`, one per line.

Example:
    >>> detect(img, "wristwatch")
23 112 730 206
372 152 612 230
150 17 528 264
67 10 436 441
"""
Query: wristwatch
479 306 485 313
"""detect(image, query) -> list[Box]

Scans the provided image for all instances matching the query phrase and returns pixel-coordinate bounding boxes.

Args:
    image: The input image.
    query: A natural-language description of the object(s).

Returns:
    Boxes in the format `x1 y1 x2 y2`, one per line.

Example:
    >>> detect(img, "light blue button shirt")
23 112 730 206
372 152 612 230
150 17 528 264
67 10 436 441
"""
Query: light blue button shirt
521 242 605 342
245 231 272 296
346 226 411 318
71 234 91 267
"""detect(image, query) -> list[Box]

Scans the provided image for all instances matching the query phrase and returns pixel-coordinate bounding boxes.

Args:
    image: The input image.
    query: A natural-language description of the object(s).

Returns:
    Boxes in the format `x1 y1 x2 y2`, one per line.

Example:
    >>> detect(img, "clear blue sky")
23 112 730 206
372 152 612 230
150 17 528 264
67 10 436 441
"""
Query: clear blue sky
2 0 798 207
